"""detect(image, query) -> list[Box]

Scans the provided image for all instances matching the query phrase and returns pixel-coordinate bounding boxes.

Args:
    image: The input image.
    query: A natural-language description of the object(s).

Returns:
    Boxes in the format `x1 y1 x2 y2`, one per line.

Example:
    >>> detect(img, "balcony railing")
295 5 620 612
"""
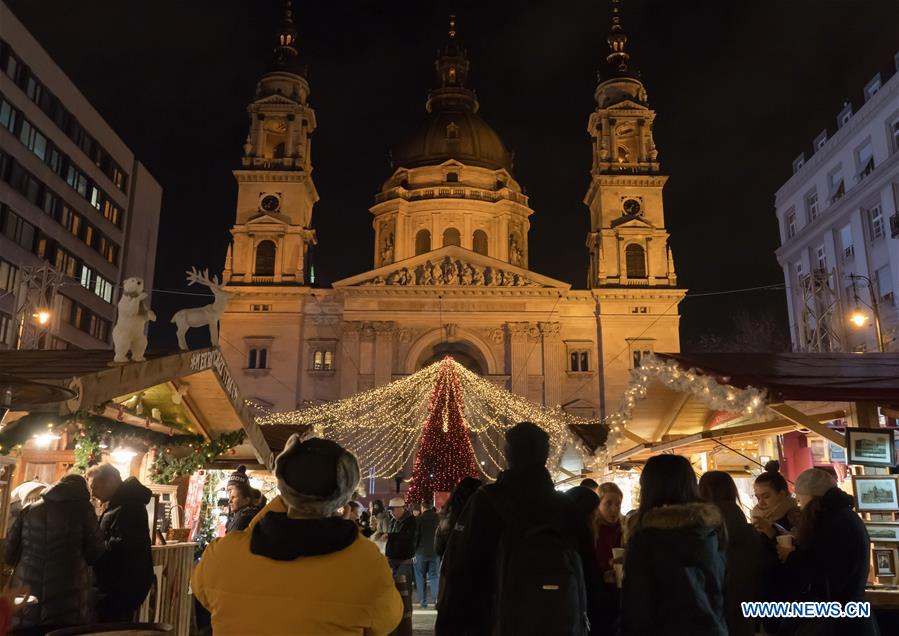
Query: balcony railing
374 186 528 206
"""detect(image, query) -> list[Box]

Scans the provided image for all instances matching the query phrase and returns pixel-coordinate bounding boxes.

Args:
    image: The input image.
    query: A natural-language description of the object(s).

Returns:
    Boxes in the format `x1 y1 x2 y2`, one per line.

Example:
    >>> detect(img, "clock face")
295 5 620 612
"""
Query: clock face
260 195 280 213
623 198 642 216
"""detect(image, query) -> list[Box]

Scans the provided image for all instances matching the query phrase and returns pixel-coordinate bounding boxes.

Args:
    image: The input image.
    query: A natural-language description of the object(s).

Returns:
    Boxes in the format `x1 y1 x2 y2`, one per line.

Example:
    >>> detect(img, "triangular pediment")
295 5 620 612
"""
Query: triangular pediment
253 94 300 107
608 99 649 111
610 215 655 229
246 212 289 227
333 245 571 290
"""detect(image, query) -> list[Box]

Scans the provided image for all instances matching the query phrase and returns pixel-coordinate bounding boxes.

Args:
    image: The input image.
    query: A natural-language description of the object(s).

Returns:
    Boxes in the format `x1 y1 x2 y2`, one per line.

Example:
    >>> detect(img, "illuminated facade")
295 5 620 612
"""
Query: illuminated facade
220 7 683 421
775 52 899 352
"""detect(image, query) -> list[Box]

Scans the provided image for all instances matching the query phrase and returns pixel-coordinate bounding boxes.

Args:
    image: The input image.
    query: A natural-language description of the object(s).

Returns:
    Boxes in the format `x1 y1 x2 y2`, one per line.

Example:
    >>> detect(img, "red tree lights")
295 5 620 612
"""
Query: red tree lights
405 357 479 506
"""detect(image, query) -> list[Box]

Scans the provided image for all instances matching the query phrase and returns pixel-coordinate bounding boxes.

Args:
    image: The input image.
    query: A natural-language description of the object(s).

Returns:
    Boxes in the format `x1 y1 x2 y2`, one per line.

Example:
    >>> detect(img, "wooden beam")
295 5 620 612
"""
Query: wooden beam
767 403 846 447
653 392 692 441
610 443 652 463
622 428 650 445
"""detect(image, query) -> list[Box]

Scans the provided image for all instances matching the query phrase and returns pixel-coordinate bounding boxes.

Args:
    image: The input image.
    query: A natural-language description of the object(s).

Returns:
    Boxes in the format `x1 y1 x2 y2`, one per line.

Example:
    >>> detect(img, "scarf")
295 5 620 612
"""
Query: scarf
751 495 799 525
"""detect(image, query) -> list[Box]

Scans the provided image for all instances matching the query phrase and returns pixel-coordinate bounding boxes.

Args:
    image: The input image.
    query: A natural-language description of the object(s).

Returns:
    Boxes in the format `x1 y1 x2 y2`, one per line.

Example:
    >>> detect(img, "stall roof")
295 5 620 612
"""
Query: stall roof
0 348 271 466
657 352 899 403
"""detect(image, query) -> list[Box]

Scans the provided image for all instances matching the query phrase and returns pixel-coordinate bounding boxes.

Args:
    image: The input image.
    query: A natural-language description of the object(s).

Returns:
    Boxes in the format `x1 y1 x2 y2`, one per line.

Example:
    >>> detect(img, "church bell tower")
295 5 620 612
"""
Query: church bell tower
224 1 318 286
586 0 685 413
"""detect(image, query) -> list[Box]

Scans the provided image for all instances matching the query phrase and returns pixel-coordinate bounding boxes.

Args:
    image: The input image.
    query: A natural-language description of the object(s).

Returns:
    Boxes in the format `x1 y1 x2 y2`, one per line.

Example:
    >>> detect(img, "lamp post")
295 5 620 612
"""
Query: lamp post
847 274 885 352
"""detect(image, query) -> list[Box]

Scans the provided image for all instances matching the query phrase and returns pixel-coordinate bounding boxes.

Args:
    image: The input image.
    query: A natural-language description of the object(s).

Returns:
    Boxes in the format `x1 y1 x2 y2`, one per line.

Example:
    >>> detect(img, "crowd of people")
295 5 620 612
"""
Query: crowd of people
192 422 881 635
3 464 154 635
1 422 882 635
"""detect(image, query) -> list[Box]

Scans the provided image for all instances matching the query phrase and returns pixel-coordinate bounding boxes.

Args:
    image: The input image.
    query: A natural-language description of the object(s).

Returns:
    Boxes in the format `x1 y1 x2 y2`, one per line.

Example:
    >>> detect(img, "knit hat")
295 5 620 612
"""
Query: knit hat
505 422 550 468
274 435 360 517
388 497 405 508
794 468 836 498
228 465 250 487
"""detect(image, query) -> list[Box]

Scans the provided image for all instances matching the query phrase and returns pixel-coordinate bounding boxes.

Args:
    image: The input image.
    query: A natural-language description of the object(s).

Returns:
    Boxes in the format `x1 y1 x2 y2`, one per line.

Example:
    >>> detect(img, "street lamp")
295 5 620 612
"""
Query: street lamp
847 274 885 352
33 310 50 326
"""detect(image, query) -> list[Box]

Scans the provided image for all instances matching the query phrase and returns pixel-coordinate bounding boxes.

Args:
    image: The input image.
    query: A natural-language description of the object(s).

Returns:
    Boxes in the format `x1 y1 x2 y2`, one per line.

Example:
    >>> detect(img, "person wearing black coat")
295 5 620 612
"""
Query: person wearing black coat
777 469 878 636
86 465 154 622
4 474 105 633
436 423 600 636
620 455 727 636
385 498 418 587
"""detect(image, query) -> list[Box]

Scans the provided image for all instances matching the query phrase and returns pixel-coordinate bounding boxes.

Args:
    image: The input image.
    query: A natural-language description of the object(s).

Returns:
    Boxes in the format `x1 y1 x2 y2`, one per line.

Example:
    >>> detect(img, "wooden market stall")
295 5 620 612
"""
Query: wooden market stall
603 352 899 614
0 346 270 635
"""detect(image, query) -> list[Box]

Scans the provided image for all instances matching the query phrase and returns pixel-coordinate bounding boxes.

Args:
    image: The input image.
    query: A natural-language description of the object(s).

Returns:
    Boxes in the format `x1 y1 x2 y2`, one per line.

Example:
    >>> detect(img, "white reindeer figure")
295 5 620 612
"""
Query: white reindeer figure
171 267 232 350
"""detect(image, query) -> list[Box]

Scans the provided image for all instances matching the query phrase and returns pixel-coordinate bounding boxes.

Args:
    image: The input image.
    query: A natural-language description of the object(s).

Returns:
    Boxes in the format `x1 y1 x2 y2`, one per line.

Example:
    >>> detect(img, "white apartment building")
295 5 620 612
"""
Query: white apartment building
775 52 899 353
0 2 161 350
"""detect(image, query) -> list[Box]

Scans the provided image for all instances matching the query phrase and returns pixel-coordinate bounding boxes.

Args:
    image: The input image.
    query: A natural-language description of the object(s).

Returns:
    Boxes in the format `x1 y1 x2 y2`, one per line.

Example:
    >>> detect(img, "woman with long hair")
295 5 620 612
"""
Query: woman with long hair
699 471 772 636
594 482 625 634
620 454 727 635
776 469 876 636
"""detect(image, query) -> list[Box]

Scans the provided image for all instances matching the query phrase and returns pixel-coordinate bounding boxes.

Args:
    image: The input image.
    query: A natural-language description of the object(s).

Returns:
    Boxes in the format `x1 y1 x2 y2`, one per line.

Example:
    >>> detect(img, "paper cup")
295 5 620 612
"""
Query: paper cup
776 534 793 548
611 547 625 560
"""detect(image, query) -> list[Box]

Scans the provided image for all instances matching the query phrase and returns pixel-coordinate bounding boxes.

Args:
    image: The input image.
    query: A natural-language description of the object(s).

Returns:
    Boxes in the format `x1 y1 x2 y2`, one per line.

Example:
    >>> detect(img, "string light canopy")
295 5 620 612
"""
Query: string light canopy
605 353 768 448
257 357 594 478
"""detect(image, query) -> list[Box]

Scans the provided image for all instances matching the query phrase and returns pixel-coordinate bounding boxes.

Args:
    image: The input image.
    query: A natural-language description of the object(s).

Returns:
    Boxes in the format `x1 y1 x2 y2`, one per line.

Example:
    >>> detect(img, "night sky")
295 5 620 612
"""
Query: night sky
8 0 899 350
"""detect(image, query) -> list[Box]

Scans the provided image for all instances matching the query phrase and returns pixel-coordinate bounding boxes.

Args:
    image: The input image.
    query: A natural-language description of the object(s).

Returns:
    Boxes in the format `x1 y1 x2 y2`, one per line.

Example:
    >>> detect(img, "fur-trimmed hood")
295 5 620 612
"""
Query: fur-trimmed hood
627 501 724 540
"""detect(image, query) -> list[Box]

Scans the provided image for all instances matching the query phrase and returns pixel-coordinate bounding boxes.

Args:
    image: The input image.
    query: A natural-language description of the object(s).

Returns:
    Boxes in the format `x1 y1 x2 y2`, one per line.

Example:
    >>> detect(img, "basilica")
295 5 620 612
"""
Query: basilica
219 5 684 422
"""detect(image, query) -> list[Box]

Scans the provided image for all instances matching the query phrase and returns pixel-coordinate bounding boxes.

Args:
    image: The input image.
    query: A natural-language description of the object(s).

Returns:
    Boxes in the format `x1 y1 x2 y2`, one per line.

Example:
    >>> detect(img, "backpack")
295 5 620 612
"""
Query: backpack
487 487 590 636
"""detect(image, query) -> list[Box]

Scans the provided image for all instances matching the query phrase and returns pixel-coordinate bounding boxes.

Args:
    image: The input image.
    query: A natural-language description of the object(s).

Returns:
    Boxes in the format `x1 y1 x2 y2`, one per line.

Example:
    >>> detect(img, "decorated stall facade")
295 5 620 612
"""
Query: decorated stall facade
602 352 899 592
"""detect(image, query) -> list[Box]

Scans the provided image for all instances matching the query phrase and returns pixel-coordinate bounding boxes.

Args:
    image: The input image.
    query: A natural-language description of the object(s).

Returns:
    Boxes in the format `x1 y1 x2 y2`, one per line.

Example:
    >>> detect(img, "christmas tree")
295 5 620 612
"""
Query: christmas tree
405 357 480 505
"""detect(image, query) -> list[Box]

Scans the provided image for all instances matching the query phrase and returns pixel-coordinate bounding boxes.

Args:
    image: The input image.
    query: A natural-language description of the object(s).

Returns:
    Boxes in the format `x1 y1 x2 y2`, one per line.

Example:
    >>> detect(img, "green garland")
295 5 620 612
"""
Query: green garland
72 416 245 485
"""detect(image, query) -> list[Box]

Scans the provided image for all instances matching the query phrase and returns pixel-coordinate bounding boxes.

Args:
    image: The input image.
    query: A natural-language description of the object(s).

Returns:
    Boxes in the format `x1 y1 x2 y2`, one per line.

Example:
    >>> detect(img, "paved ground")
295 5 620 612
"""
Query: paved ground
412 607 437 635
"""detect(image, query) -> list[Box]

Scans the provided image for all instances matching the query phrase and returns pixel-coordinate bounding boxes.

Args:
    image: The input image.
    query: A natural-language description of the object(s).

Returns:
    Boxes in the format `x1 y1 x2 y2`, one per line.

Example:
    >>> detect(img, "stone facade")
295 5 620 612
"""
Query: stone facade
219 12 684 419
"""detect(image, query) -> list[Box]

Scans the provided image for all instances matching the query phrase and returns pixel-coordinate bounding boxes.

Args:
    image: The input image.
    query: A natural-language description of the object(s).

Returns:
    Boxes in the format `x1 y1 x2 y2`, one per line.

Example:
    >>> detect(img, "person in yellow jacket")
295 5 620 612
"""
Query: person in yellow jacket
192 435 403 636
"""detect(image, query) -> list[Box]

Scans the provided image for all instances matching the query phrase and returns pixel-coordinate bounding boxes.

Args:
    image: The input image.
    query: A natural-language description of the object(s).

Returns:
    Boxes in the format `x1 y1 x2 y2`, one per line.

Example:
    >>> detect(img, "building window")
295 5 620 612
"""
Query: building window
415 229 431 255
251 304 272 312
312 350 334 371
805 190 819 221
795 261 804 279
828 168 844 203
792 154 805 173
446 172 459 183
891 119 899 153
248 348 268 369
864 75 881 101
814 131 827 152
625 244 646 278
786 210 797 239
839 224 853 260
631 306 648 313
815 245 827 271
254 240 276 276
570 351 589 372
0 310 11 346
473 229 488 255
632 350 653 368
0 258 17 293
856 141 874 182
869 205 885 241
876 265 894 305
442 227 461 247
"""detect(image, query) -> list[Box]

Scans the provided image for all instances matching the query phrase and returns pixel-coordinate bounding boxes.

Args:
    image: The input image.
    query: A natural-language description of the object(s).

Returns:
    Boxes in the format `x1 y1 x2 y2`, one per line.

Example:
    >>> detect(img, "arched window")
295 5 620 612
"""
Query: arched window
415 229 431 255
473 230 488 255
255 240 276 276
443 227 461 247
625 244 646 279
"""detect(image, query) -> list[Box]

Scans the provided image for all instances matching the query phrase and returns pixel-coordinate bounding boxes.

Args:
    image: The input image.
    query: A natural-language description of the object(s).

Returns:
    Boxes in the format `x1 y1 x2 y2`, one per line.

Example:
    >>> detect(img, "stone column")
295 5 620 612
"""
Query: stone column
339 321 361 398
645 236 653 285
617 236 625 282
608 118 617 165
373 321 396 387
539 322 564 408
507 322 529 396
499 215 510 262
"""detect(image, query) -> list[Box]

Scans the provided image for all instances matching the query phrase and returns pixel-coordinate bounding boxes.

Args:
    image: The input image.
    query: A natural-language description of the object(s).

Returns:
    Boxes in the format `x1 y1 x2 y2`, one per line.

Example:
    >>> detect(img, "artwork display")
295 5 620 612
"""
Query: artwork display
852 475 899 513
172 267 232 350
866 522 899 543
362 257 540 287
846 428 896 468
873 548 897 577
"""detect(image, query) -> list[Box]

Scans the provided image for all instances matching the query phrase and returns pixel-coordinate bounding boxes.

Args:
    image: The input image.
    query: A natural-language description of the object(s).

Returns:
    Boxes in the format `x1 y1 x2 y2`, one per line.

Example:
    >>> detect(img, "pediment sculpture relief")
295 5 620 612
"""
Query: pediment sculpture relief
361 257 541 287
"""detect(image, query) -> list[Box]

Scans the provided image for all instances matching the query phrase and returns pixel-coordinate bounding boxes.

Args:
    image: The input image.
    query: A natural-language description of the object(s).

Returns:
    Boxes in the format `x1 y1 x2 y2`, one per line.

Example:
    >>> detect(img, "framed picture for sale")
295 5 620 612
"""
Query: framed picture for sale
846 428 896 468
866 522 899 543
852 475 899 513
873 548 897 578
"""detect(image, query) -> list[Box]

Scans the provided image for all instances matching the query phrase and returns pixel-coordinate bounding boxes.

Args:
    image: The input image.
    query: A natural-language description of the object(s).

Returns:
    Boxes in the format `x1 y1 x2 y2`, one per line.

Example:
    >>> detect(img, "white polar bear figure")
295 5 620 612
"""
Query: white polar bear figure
112 277 156 363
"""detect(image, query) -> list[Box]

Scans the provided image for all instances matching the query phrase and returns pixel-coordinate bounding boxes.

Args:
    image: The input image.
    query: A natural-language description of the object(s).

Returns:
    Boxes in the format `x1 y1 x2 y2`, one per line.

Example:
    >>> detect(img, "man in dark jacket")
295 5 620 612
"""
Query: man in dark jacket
5 474 105 633
414 500 440 607
386 496 417 586
86 464 154 622
436 422 601 635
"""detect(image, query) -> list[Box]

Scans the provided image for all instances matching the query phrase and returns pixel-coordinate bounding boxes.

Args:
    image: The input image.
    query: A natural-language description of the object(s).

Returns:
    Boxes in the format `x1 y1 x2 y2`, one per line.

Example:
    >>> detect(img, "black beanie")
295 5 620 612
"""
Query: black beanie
505 422 550 468
566 485 600 518
278 438 341 498
228 465 249 487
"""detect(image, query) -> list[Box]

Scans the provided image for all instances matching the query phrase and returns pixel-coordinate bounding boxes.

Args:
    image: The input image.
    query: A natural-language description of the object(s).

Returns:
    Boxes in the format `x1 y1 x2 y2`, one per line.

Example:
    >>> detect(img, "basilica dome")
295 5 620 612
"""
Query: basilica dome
392 110 512 172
